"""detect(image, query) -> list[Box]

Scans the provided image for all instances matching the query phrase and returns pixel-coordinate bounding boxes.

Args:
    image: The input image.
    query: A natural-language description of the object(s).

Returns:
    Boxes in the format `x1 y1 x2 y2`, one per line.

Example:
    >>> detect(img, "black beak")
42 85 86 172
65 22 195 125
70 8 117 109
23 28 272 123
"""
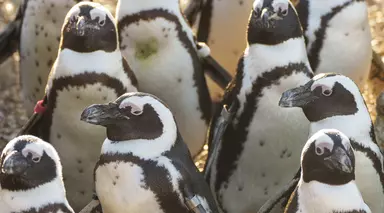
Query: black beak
324 147 353 174
80 103 119 126
72 16 95 36
1 151 29 175
279 81 317 108
260 8 272 23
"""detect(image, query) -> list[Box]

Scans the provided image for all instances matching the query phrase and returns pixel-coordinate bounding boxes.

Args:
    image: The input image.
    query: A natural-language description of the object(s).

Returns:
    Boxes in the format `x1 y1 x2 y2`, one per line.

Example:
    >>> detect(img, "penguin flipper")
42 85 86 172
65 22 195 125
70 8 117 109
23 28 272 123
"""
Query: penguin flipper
196 42 232 89
17 95 47 137
257 168 301 213
79 198 102 213
183 0 204 26
0 0 26 65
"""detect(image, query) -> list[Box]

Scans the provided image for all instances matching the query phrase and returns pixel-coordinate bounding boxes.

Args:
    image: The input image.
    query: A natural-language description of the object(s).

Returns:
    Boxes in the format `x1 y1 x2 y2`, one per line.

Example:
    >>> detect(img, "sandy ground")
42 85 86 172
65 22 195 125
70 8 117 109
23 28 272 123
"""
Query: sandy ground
0 0 383 171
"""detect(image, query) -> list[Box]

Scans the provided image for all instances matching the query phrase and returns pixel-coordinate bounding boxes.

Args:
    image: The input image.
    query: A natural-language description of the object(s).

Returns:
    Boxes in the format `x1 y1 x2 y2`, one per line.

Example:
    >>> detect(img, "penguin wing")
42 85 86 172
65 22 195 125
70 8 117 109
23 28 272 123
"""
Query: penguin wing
17 94 48 137
0 0 27 65
195 41 232 90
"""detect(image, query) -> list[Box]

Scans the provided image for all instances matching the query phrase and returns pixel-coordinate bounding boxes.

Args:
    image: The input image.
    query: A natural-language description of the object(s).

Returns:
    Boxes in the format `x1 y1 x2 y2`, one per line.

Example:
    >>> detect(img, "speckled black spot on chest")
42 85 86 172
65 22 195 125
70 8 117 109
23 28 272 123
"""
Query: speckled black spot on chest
303 82 358 122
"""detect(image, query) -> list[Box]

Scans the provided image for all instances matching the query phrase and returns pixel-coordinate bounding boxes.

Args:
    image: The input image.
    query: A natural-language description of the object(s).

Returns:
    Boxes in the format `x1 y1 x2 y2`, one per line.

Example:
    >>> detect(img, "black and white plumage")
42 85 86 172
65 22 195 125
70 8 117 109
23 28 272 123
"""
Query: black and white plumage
285 129 371 213
295 0 372 88
375 92 384 147
115 0 213 157
0 0 89 116
0 135 74 213
20 2 138 211
204 0 313 212
279 73 384 213
80 92 219 213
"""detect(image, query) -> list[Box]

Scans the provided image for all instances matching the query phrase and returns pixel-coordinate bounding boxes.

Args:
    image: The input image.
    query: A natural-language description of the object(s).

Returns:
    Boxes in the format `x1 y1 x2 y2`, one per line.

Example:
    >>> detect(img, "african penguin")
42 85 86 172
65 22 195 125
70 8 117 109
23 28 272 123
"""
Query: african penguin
375 92 384 148
80 92 219 213
295 0 372 88
279 73 384 213
284 129 371 213
203 0 314 212
22 2 138 211
191 0 253 75
0 0 90 116
116 0 212 157
0 135 74 213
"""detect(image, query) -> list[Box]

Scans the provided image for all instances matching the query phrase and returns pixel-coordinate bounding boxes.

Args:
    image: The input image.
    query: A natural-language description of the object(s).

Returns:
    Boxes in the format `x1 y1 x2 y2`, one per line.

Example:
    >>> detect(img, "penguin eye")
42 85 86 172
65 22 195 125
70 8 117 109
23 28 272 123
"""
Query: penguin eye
315 147 324 155
322 89 332 96
32 157 41 163
131 110 143 116
99 20 105 26
280 9 288 16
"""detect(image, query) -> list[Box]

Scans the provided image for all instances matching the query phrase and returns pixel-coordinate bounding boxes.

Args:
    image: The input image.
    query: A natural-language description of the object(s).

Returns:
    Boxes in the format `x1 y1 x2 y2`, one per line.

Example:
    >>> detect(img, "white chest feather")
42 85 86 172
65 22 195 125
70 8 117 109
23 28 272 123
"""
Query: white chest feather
118 17 207 156
20 0 76 115
305 0 372 87
297 180 371 213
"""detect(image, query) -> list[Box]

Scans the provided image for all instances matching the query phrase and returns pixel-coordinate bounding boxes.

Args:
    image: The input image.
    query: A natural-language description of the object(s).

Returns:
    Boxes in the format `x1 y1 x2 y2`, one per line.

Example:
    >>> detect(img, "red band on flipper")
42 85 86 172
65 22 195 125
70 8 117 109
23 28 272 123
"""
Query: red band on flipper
34 100 46 114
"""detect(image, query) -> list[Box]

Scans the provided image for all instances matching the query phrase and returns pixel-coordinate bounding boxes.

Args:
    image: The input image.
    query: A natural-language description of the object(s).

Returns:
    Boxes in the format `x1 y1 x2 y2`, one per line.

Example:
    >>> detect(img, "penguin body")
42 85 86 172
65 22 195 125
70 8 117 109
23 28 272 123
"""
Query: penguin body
375 92 384 147
285 129 371 213
295 0 372 88
0 135 74 213
23 2 138 211
204 0 313 212
81 92 219 213
280 73 384 213
194 0 253 75
116 0 212 157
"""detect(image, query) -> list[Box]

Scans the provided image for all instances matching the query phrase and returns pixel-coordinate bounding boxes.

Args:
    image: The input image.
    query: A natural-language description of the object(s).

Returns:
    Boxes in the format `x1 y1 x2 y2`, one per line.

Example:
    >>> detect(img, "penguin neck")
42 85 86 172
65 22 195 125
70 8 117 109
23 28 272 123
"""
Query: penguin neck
244 36 311 81
298 179 367 212
0 177 71 212
309 101 373 145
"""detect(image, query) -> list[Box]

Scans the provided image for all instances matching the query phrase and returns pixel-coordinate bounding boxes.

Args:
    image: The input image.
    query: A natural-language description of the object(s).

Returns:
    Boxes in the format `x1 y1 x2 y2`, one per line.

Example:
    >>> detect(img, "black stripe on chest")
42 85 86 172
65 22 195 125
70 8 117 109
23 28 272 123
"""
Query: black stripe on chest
306 0 364 71
350 139 384 193
39 72 127 141
117 9 212 123
14 203 72 213
95 152 188 212
214 63 313 193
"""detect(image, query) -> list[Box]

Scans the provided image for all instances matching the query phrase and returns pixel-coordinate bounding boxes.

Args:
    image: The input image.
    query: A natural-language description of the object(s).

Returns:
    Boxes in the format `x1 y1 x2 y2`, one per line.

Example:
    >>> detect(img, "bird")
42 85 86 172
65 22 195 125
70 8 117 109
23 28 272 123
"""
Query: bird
284 129 372 213
203 0 314 212
375 92 384 148
80 92 220 213
295 0 372 88
279 73 384 213
115 0 215 157
18 2 138 211
0 135 74 213
0 0 90 116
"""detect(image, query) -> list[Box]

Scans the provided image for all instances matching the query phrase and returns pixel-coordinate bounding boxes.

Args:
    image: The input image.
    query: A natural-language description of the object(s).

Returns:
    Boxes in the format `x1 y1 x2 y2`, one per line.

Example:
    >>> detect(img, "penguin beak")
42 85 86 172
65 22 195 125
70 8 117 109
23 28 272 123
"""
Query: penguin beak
260 8 273 23
279 81 317 108
73 16 99 36
1 151 29 175
81 103 119 126
324 147 353 174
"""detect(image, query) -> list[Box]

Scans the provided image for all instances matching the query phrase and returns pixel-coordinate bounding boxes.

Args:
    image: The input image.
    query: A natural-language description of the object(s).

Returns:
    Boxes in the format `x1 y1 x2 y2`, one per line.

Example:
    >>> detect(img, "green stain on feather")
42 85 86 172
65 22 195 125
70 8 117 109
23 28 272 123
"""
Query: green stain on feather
135 38 159 60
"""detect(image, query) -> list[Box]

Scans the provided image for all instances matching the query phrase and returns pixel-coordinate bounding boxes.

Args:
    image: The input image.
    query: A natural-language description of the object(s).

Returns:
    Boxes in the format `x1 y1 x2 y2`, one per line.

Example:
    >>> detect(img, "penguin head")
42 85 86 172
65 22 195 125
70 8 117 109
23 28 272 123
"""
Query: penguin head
279 73 366 122
61 2 118 52
301 129 355 185
376 92 384 116
247 0 303 45
80 92 177 143
0 135 63 191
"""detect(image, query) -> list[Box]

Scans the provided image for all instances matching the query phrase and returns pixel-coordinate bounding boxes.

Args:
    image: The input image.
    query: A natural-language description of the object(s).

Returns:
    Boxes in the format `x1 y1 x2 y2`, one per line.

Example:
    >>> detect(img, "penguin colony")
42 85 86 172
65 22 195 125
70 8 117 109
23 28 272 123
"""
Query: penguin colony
0 0 382 213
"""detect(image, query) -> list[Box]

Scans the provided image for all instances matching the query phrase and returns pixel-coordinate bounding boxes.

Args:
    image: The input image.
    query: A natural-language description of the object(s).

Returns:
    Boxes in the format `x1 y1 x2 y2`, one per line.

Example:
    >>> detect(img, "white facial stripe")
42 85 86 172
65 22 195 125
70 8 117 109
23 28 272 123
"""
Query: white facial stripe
253 0 263 11
90 7 107 24
272 0 289 13
314 135 335 154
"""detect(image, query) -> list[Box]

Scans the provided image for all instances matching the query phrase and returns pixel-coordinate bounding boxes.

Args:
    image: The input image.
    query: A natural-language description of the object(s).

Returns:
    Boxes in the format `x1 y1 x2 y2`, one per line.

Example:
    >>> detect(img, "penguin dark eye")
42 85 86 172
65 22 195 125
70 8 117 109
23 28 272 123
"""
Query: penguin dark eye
32 157 41 163
315 147 324 155
322 89 332 96
99 20 105 26
280 9 288 16
253 8 261 16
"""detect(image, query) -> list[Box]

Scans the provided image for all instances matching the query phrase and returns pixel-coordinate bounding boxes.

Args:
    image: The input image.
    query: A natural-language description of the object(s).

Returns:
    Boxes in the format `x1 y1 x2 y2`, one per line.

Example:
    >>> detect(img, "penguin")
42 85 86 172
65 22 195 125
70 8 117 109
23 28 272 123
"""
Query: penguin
116 0 213 157
375 92 384 148
80 92 220 213
203 0 314 212
18 2 138 211
0 135 74 213
279 73 384 213
0 0 91 116
295 0 372 88
284 129 372 213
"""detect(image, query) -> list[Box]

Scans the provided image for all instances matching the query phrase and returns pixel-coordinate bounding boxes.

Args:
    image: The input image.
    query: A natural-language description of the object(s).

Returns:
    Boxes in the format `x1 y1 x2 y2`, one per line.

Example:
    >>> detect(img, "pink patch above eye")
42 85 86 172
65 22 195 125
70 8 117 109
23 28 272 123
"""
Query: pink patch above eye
34 100 47 114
